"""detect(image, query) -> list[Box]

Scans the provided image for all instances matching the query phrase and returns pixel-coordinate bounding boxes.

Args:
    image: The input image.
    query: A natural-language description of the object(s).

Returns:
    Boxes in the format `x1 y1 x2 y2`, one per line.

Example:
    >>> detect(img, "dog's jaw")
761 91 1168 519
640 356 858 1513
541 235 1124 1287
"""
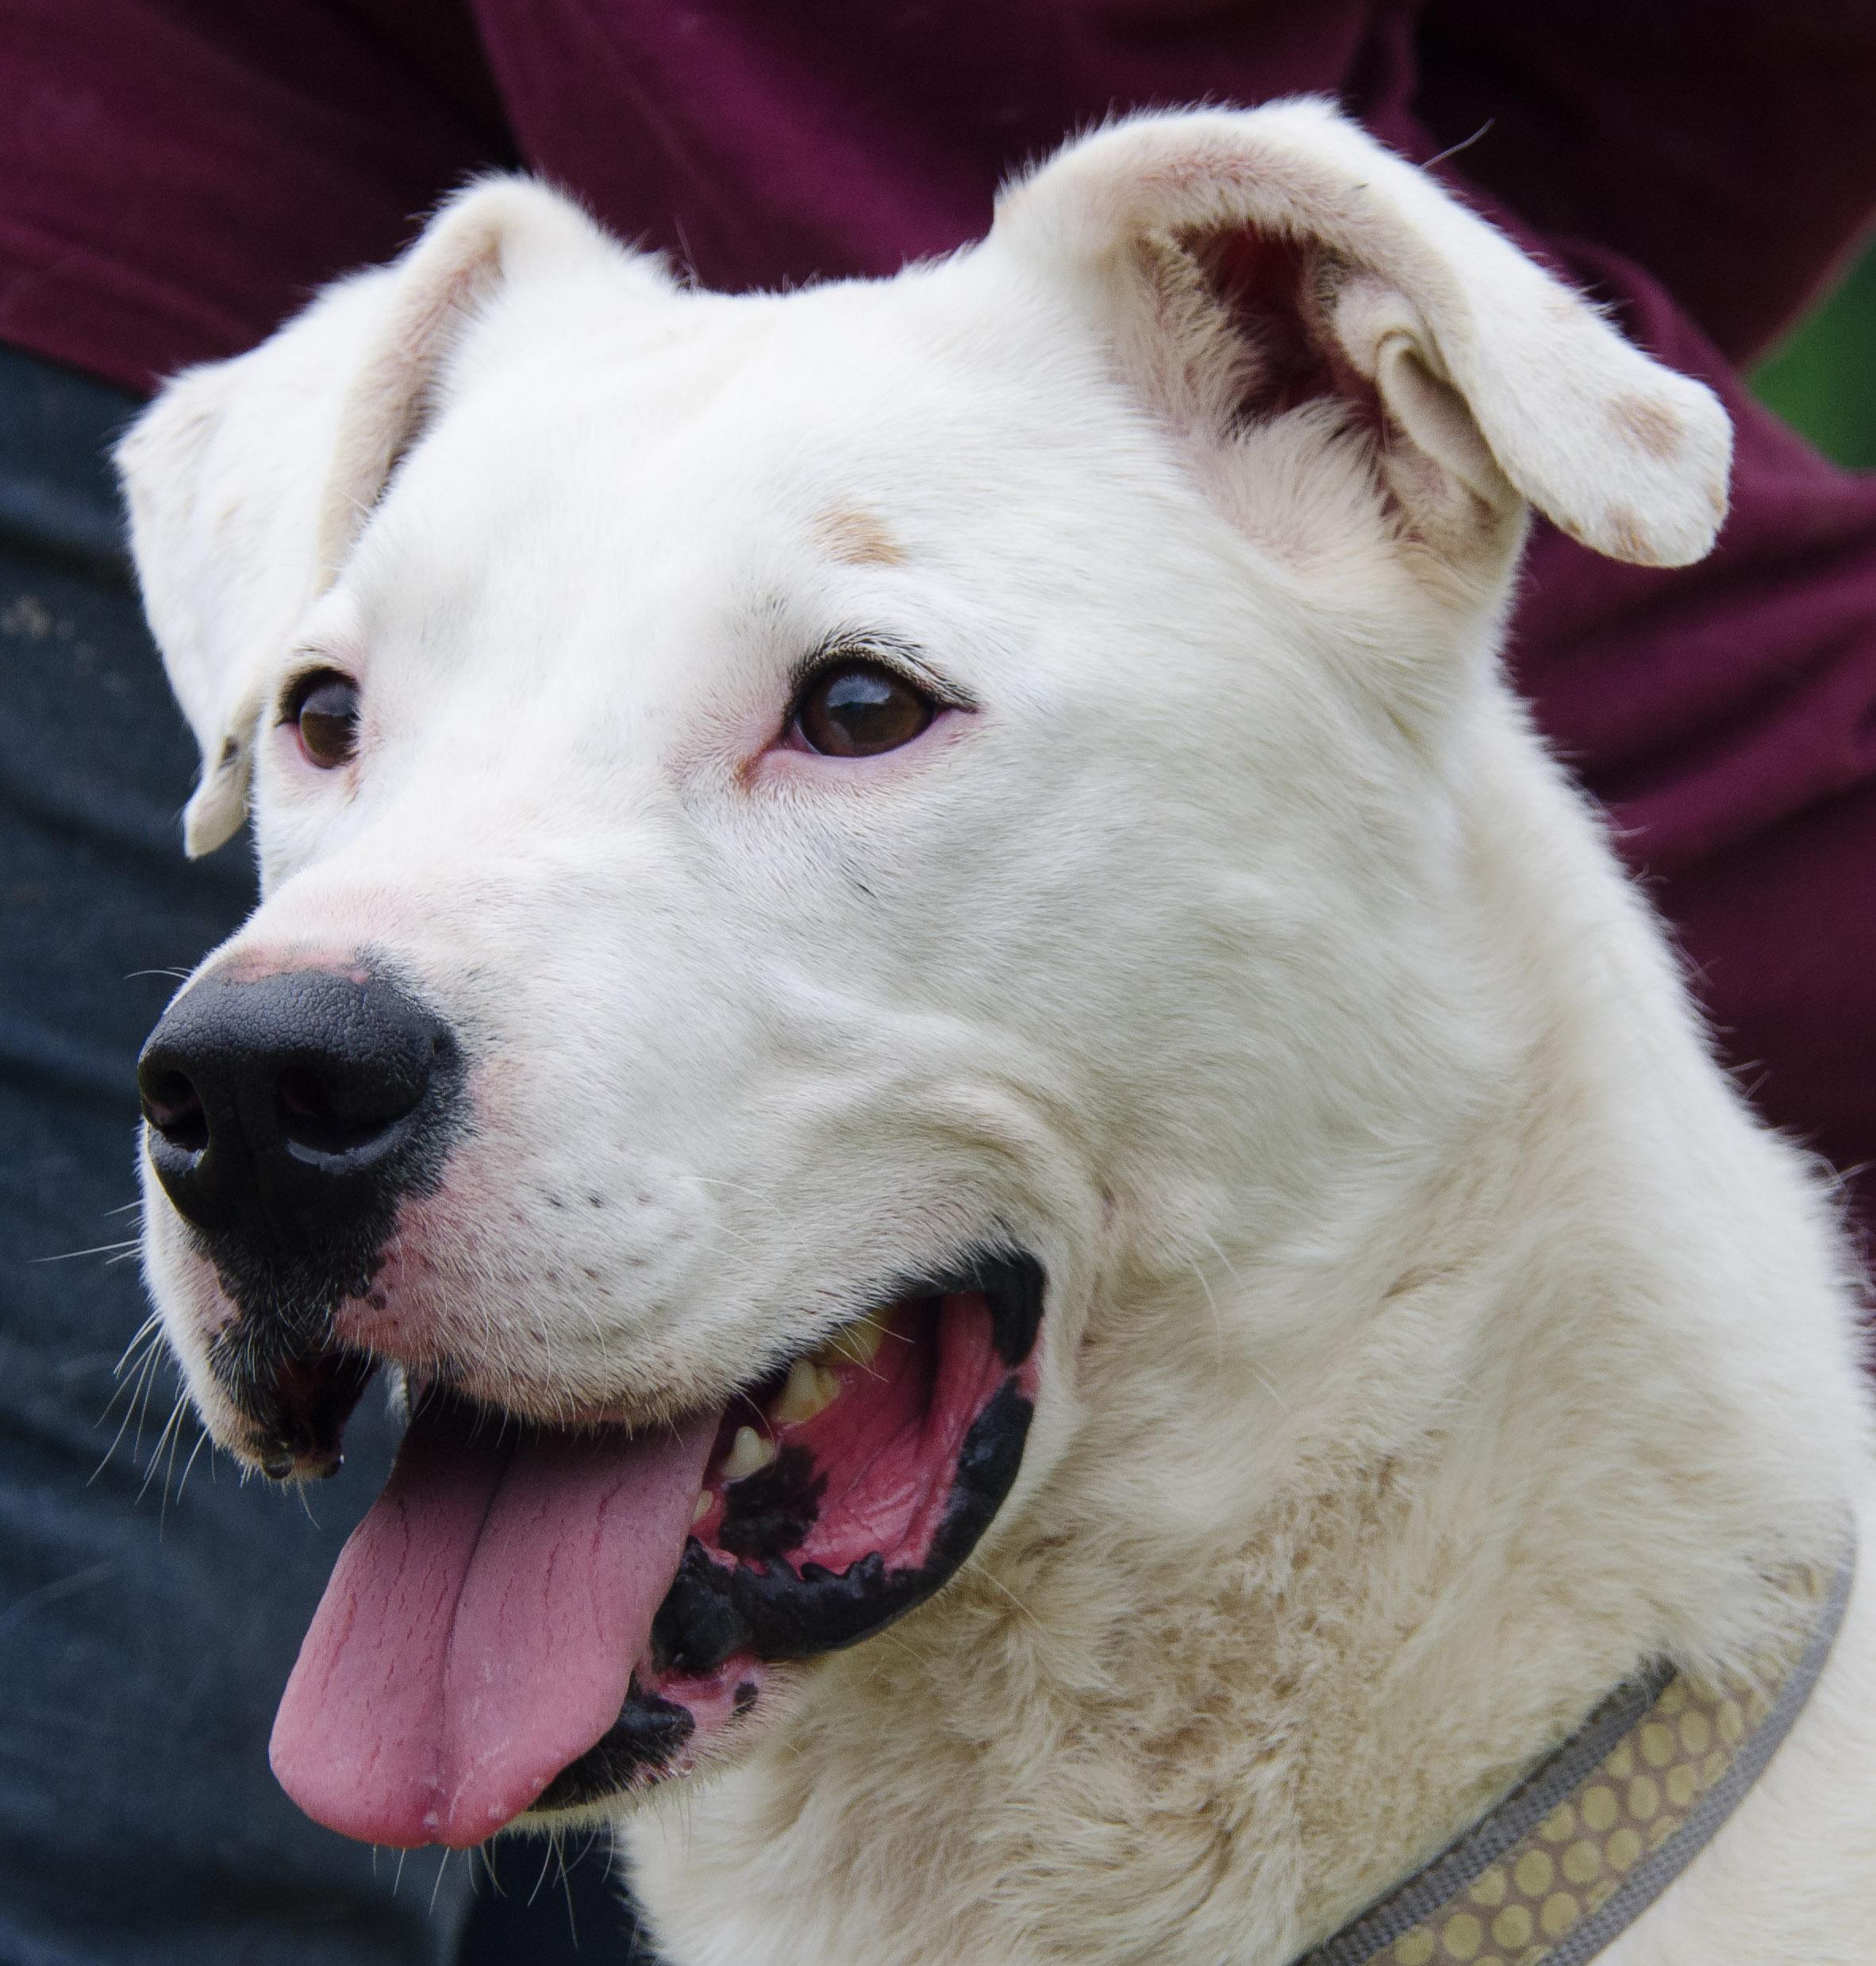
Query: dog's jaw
259 1257 1045 1846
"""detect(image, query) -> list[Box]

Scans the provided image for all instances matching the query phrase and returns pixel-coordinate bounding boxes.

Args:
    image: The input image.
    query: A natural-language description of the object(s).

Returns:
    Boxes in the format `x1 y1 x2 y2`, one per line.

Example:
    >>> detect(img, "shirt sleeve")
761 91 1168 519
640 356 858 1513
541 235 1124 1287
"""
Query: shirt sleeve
1479 221 1876 1222
1416 0 1876 364
0 0 516 391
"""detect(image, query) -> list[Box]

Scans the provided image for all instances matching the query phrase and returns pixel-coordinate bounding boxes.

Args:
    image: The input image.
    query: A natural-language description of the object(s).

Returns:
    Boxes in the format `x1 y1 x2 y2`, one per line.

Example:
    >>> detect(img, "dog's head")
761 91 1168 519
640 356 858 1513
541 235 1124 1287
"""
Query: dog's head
119 102 1728 1849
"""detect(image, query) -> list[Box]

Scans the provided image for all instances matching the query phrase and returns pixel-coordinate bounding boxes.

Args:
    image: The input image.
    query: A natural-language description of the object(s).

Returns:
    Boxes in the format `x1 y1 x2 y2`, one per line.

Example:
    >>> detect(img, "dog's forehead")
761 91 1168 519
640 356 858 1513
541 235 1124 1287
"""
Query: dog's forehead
357 260 1140 626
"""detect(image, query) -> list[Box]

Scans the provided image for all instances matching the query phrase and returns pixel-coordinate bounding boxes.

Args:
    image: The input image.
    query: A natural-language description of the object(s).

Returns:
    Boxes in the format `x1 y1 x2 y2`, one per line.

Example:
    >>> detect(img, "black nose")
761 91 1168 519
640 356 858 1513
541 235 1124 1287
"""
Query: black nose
138 966 459 1255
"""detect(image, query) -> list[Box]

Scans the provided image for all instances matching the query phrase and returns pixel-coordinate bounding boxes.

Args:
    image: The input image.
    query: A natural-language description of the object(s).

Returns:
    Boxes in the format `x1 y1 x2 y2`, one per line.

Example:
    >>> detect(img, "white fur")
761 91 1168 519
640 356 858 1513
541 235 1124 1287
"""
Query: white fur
118 103 1873 1964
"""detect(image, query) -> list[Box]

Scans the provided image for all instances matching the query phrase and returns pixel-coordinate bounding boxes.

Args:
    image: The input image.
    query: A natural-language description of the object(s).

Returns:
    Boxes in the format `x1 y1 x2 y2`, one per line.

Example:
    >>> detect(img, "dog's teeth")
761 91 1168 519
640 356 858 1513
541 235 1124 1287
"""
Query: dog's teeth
828 1316 886 1369
771 1357 841 1426
722 1424 777 1482
693 1490 714 1525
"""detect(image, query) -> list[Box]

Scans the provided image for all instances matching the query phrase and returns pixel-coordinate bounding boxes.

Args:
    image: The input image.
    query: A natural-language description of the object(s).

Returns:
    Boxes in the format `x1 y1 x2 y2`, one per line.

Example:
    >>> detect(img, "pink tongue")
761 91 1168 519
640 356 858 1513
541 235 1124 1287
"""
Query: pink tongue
271 1395 718 1849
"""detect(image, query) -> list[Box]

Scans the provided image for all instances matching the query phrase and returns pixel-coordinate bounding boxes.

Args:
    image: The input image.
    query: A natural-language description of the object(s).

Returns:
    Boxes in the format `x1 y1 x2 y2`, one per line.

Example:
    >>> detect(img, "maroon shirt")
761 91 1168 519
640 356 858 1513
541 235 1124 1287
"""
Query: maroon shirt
5 1 1874 1218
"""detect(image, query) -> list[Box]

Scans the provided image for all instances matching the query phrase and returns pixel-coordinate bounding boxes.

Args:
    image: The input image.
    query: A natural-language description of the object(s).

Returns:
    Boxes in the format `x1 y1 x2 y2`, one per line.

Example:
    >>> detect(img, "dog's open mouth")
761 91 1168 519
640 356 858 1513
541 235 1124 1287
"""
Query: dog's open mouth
263 1252 1043 1849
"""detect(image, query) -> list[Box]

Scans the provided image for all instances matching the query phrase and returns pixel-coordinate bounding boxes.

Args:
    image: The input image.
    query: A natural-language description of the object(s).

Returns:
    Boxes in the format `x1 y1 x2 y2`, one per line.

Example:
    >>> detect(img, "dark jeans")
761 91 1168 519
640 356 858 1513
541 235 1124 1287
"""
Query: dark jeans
0 344 639 1963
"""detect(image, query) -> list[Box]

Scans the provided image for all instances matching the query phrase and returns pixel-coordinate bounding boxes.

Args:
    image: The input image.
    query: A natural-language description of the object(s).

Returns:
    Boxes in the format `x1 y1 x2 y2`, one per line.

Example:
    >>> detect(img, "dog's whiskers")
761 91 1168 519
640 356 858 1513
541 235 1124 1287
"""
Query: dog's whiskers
689 1173 786 1212
1249 1364 1290 1414
112 1310 164 1379
91 1341 164 1483
136 1391 190 1507
822 1321 889 1382
173 1425 212 1507
960 1552 1040 1627
428 1847 454 1917
155 1395 205 1533
1186 1256 1228 1372
527 1831 560 1907
31 1237 142 1264
99 1336 170 1483
554 1830 582 1945
468 1841 500 1896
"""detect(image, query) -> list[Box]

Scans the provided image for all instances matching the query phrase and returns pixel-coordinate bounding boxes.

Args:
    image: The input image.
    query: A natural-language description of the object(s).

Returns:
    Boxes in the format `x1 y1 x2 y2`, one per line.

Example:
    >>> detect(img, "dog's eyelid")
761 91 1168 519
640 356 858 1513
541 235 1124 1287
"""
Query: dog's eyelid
788 635 976 714
275 658 358 724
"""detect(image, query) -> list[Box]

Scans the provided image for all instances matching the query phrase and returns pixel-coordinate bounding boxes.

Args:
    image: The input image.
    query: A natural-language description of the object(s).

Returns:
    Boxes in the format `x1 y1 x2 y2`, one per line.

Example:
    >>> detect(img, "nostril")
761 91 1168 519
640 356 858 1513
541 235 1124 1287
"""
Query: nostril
141 1070 209 1154
276 1058 428 1158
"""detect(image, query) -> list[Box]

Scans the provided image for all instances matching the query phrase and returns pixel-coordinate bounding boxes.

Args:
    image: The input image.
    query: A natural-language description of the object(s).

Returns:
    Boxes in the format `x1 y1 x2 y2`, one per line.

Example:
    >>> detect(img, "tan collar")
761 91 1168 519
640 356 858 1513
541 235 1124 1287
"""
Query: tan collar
1295 1548 1855 1966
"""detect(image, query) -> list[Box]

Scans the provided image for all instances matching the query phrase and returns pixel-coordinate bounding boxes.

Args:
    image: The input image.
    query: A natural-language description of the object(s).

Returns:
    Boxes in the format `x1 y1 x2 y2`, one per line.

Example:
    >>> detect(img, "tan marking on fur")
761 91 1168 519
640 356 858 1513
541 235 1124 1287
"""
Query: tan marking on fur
816 508 909 567
1609 393 1684 464
213 944 375 987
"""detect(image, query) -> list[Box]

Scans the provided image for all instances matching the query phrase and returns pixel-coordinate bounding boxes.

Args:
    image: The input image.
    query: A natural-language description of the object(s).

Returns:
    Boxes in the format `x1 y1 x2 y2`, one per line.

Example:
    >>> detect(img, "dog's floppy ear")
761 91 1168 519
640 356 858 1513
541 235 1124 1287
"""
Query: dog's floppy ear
117 273 391 856
117 179 653 856
993 100 1731 577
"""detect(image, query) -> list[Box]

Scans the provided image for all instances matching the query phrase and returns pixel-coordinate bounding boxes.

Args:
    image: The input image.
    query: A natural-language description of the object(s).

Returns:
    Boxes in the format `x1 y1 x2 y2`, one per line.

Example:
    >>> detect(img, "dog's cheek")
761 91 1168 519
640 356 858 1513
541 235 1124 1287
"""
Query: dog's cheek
244 748 352 899
334 1107 729 1408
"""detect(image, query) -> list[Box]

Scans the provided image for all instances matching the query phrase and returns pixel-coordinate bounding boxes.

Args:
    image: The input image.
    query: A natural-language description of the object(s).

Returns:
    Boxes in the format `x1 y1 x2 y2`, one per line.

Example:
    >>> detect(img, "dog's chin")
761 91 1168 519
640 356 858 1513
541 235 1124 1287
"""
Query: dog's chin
210 1249 1044 1847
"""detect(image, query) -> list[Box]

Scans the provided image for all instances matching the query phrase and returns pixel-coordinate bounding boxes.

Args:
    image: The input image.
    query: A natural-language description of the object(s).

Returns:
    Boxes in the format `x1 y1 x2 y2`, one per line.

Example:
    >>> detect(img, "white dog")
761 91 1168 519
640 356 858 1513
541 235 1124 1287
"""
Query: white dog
118 102 1874 1964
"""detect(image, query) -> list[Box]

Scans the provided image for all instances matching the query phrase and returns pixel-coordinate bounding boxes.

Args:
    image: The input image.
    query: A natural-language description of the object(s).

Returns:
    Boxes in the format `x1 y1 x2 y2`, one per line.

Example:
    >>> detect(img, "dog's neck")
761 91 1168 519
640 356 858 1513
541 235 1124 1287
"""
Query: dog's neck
628 718 1869 1966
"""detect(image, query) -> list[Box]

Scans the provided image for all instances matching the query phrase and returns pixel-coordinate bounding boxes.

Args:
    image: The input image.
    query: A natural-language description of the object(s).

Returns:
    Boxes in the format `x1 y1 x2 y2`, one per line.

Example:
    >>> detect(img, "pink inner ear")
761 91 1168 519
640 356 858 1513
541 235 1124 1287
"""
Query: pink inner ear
1205 232 1383 433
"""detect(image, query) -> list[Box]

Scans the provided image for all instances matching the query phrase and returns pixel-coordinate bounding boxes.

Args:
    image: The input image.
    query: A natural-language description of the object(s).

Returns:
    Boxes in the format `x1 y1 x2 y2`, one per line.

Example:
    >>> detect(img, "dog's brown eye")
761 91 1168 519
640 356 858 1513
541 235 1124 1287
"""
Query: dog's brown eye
794 661 934 757
286 671 360 769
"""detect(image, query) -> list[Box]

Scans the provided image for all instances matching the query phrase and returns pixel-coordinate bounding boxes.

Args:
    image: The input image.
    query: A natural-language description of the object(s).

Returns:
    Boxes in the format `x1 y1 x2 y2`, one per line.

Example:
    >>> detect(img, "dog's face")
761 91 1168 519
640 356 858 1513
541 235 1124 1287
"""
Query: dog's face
119 103 1728 1851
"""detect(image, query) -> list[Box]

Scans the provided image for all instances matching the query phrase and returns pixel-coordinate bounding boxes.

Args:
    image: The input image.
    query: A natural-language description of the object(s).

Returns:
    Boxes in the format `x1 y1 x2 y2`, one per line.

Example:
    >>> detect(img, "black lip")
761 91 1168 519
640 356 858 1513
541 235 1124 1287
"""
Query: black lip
651 1373 1033 1670
948 1248 1044 1370
648 1249 1043 1670
532 1681 696 1813
236 1345 379 1479
536 1250 1045 1814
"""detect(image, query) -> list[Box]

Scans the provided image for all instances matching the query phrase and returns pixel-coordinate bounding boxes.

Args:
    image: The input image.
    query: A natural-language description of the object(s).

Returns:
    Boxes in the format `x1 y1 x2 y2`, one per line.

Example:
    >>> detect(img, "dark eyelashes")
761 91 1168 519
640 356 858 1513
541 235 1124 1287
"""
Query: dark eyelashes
782 635 975 720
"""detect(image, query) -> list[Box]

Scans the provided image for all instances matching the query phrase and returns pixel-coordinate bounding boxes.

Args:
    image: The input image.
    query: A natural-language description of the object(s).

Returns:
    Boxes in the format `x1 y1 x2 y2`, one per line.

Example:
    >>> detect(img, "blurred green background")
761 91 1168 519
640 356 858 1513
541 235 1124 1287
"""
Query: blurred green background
1750 240 1876 468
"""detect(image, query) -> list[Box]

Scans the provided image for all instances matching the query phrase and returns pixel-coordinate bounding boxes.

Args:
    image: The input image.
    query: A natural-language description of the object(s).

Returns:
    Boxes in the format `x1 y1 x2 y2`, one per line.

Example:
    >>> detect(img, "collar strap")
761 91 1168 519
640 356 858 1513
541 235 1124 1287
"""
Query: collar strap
1295 1545 1855 1966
